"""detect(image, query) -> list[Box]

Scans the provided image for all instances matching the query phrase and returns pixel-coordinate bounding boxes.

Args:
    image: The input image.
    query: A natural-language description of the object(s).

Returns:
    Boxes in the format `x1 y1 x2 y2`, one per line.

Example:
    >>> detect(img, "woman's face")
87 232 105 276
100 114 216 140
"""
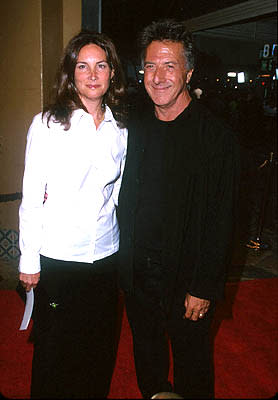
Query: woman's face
74 43 114 108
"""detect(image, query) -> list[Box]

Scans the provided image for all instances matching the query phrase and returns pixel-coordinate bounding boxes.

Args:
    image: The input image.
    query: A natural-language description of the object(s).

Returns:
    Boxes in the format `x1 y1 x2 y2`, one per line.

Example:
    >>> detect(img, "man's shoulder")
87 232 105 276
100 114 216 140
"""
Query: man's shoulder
187 100 238 157
189 99 224 126
192 99 233 134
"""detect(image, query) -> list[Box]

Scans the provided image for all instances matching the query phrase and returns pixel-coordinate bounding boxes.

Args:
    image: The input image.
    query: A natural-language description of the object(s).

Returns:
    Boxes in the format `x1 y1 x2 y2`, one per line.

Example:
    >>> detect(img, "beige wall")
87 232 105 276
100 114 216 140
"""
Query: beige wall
0 0 81 231
41 0 63 106
63 0 82 48
41 0 82 106
0 1 42 195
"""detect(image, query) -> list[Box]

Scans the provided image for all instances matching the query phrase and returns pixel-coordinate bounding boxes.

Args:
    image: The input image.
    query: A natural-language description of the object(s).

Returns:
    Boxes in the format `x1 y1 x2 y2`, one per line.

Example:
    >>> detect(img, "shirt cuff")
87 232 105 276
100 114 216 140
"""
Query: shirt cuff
19 252 41 274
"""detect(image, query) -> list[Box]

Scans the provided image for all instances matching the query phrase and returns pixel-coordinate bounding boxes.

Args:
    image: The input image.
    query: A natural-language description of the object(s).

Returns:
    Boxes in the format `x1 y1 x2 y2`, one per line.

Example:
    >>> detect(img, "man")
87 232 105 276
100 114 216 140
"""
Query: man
118 19 239 399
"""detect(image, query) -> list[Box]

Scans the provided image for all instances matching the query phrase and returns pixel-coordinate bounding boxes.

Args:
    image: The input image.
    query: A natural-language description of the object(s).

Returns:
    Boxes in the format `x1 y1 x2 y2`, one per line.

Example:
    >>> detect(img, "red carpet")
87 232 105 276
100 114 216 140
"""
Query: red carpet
0 278 277 399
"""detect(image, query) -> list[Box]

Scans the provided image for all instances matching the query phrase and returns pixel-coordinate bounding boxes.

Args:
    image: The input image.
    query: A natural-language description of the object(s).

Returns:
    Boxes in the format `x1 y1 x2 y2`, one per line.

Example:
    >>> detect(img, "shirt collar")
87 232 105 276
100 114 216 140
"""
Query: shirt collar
103 105 114 122
71 105 117 129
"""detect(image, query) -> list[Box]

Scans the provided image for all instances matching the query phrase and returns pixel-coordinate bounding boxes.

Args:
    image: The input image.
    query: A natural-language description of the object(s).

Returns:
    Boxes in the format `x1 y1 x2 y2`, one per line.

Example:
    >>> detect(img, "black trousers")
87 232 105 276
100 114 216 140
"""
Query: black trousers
31 253 118 399
125 255 215 399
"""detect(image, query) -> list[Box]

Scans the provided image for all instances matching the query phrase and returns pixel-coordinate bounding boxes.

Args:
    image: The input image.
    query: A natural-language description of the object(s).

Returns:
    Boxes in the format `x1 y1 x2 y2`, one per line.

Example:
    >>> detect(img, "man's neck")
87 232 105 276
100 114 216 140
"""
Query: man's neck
154 92 192 122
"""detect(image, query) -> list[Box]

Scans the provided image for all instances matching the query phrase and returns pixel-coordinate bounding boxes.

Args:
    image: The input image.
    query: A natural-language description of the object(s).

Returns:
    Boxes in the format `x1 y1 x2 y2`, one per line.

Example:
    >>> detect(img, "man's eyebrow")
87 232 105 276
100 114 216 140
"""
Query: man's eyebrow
144 60 178 65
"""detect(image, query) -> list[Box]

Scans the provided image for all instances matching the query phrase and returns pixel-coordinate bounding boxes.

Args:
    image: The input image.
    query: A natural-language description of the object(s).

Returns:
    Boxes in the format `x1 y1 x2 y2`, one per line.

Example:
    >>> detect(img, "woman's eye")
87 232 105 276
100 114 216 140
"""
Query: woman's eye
77 64 86 70
97 63 107 70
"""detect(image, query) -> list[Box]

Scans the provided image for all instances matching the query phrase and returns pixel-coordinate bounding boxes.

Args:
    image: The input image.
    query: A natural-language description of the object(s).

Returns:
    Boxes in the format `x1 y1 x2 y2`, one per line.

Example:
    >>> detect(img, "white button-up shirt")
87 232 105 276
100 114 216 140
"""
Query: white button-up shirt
19 107 127 274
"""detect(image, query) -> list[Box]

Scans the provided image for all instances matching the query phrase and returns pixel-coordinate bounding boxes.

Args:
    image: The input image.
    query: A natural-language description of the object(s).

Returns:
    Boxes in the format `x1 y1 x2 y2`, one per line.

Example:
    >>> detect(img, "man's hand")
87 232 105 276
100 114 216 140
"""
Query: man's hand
183 293 210 321
19 272 40 292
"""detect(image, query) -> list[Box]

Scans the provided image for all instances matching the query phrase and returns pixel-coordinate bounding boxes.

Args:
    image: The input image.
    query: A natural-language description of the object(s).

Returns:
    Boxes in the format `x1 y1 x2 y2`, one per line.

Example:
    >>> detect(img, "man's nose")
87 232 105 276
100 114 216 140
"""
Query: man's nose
153 66 165 84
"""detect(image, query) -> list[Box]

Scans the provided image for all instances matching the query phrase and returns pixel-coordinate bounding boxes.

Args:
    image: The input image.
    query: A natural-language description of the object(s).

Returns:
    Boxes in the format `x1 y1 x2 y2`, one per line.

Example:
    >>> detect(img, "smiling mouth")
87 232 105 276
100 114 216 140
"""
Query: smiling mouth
152 85 171 91
87 84 100 89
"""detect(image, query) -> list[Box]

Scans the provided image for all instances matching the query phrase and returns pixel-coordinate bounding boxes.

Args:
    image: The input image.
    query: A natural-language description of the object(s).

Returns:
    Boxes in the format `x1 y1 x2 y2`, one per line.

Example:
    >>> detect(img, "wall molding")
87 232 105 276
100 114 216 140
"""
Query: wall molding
0 193 22 203
184 0 277 32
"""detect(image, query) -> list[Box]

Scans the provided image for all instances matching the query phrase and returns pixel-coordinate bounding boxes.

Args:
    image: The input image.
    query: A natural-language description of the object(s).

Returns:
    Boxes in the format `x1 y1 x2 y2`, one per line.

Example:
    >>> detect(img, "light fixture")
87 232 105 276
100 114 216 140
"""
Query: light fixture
237 72 245 83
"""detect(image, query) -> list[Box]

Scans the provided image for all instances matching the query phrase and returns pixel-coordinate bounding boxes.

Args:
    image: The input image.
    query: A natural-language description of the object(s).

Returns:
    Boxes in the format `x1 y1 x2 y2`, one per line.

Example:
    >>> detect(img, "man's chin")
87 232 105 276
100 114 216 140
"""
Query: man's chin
146 90 170 107
150 97 170 107
153 100 171 109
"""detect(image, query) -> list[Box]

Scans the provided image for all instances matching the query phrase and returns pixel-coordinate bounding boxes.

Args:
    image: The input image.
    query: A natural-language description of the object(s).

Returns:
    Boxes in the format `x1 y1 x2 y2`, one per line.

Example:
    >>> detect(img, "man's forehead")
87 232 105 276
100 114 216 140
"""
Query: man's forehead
145 40 185 61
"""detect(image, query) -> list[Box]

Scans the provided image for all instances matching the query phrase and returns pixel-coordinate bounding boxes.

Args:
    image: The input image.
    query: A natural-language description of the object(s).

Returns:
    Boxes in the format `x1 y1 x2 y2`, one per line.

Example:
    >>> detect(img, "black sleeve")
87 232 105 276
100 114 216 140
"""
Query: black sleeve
189 123 240 300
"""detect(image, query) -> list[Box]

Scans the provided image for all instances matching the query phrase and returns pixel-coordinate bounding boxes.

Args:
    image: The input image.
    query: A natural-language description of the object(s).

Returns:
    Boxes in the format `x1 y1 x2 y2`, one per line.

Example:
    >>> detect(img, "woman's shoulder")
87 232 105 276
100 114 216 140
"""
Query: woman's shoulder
33 109 82 130
28 111 66 138
105 105 128 135
30 112 43 125
27 112 48 135
30 111 57 128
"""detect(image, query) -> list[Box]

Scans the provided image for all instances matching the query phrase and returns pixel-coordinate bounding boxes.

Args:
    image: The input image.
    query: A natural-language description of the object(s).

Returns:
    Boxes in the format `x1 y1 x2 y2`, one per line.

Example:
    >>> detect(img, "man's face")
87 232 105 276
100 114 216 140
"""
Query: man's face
143 40 193 111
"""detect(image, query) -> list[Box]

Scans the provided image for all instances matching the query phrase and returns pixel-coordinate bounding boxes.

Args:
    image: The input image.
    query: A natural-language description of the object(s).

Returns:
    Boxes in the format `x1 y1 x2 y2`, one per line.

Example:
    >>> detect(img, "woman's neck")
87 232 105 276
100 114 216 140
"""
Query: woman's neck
93 106 105 129
82 99 105 129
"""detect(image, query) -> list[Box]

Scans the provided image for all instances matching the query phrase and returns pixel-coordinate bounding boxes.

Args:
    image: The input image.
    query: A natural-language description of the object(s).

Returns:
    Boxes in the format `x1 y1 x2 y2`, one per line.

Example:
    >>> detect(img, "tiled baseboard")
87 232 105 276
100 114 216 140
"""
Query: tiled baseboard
0 229 20 261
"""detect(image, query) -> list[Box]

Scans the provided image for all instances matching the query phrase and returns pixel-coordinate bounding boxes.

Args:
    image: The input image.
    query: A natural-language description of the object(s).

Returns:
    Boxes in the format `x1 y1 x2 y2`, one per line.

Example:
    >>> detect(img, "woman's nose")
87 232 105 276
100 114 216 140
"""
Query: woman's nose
89 67 97 80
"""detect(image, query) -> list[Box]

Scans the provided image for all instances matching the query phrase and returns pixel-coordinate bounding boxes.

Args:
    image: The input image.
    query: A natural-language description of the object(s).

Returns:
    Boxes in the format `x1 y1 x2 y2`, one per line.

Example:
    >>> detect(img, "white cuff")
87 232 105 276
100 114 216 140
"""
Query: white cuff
19 252 41 274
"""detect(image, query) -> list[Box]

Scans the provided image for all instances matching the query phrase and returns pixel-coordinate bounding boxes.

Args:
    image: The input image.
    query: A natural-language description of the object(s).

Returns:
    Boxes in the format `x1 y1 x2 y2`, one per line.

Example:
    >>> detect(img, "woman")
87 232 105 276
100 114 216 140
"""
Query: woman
19 31 127 398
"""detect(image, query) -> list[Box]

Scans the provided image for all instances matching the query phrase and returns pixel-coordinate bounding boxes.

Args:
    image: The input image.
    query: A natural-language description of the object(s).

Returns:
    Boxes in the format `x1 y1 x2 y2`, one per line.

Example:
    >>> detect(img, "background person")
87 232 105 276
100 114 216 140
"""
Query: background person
19 31 127 398
118 19 239 399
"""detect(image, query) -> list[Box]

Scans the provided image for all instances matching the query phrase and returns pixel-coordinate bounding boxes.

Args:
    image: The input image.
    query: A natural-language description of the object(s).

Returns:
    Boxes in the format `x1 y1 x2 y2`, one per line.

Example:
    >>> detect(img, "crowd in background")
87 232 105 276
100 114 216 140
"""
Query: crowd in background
191 85 277 248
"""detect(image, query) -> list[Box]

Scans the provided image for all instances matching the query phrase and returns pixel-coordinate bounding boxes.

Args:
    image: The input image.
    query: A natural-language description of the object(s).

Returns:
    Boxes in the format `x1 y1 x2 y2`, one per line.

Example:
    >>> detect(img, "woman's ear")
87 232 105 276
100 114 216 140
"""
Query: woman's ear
186 69 194 84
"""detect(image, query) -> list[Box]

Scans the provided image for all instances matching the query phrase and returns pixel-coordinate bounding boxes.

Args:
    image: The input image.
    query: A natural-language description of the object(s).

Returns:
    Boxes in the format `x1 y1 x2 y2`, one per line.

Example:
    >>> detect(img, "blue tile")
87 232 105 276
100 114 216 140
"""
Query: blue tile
0 229 20 260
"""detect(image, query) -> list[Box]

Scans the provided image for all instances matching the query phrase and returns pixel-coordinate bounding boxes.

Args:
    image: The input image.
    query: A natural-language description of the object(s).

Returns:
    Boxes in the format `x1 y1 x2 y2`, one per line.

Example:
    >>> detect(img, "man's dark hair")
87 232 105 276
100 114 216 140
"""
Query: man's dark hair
138 19 195 71
43 31 127 130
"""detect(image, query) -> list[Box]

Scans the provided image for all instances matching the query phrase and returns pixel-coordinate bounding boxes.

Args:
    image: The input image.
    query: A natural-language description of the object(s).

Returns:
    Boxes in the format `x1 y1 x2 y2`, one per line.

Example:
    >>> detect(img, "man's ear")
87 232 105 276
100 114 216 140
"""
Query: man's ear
186 69 194 84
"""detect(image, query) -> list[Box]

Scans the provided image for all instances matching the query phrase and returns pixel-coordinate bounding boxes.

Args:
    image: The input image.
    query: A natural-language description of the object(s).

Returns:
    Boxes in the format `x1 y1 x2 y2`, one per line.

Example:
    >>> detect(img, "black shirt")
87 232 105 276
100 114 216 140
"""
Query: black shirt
134 119 168 264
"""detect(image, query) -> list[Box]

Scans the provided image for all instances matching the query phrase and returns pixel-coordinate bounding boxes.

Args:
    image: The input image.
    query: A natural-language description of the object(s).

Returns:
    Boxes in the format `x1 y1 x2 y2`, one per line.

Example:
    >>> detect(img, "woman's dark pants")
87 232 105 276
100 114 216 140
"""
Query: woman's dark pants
31 253 118 399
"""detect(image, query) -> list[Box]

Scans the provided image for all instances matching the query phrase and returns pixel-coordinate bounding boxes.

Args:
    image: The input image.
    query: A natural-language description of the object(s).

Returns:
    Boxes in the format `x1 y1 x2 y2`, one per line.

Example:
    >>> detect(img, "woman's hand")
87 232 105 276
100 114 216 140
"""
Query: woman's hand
19 272 40 292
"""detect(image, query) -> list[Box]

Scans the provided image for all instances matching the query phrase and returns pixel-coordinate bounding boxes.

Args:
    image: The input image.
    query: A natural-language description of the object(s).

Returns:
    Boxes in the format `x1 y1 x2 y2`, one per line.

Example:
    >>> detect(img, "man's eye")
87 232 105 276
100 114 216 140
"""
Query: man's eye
144 64 154 70
167 64 174 70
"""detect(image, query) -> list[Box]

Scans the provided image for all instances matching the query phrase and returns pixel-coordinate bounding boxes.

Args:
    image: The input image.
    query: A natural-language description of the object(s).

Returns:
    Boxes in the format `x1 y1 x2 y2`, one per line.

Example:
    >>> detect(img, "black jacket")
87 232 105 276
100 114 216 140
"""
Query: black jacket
118 99 239 312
